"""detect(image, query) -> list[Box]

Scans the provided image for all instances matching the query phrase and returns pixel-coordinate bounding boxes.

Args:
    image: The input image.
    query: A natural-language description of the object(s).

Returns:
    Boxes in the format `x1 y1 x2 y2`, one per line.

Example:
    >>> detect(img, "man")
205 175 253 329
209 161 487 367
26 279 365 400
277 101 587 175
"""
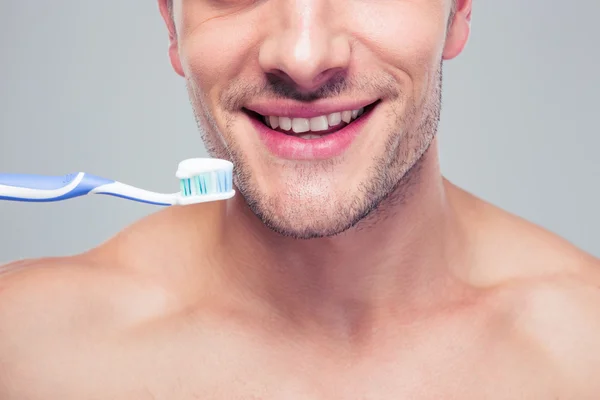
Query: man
1 0 599 398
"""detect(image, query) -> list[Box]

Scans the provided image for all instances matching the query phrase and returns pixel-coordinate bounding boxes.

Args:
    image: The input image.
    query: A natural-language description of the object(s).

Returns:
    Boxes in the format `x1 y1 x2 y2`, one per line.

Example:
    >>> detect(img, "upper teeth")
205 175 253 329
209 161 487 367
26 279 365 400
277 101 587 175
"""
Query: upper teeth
265 108 365 134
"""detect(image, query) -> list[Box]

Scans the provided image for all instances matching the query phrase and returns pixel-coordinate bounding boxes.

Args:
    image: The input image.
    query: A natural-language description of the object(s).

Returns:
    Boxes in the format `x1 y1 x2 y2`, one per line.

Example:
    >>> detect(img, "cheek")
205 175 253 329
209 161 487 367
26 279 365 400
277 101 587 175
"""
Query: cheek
178 6 260 86
351 3 448 75
179 34 231 91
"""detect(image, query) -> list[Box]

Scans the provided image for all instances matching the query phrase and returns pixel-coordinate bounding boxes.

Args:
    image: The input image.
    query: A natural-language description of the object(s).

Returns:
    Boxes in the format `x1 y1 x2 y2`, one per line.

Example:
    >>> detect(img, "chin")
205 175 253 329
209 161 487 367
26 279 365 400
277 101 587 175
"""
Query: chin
256 210 357 239
237 181 369 239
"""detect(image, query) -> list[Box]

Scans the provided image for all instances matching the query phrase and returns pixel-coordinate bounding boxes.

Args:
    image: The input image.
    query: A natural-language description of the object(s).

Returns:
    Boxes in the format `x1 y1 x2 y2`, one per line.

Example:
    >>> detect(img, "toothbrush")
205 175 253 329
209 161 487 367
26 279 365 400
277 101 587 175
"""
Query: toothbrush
0 158 235 206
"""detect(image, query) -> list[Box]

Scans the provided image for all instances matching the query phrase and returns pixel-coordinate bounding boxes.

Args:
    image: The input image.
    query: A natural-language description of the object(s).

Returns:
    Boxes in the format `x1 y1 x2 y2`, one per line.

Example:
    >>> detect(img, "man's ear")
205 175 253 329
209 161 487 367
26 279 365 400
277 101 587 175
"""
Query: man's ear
158 0 185 77
443 0 473 60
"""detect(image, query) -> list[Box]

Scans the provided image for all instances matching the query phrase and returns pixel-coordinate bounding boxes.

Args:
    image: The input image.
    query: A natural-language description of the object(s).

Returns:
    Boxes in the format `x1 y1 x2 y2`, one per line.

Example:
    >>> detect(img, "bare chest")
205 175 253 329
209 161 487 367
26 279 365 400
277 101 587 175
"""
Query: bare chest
4 323 566 400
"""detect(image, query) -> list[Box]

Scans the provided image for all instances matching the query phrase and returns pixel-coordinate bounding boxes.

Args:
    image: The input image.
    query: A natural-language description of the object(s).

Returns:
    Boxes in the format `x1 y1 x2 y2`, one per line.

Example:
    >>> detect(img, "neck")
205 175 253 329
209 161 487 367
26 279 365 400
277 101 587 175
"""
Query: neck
220 142 474 339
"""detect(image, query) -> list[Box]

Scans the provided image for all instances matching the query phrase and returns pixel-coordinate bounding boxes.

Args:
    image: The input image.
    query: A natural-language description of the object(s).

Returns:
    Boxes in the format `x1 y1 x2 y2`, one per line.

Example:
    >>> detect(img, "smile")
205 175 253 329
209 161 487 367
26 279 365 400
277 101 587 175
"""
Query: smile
258 104 372 138
243 100 380 160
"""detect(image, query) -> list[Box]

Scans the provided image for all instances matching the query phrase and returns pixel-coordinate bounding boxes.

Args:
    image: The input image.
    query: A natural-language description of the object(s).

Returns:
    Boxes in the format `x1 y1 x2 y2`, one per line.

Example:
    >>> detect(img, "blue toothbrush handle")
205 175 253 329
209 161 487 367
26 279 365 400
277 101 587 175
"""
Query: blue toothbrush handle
0 172 115 202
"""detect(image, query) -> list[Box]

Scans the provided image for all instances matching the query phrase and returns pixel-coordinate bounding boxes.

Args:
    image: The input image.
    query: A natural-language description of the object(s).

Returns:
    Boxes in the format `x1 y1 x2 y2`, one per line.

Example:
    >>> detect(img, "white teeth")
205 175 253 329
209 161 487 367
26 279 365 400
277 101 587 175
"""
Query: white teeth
327 112 342 126
292 118 310 133
279 117 292 131
264 107 368 132
310 116 329 132
341 110 352 123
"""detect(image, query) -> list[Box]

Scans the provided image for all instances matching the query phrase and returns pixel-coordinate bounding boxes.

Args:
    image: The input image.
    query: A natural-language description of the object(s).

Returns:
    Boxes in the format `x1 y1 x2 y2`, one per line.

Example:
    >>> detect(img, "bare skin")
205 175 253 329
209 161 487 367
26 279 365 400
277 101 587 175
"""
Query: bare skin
2 0 600 398
1 156 599 399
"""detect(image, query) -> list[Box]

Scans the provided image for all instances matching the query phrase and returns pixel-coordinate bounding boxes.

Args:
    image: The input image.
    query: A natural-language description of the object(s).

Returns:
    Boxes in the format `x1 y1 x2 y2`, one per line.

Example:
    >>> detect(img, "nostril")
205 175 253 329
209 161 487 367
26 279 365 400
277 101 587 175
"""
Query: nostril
266 70 295 88
265 67 347 96
314 67 346 87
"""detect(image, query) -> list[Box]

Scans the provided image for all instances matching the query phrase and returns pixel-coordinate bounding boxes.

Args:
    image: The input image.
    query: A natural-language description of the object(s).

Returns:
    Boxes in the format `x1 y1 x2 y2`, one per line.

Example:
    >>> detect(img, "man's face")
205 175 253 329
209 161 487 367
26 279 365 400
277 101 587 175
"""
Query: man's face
166 0 468 239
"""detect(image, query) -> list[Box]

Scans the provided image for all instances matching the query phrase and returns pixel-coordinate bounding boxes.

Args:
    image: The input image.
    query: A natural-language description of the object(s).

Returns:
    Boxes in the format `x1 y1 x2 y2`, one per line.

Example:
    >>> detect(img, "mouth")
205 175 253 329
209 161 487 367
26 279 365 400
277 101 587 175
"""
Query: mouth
241 99 380 161
243 100 379 140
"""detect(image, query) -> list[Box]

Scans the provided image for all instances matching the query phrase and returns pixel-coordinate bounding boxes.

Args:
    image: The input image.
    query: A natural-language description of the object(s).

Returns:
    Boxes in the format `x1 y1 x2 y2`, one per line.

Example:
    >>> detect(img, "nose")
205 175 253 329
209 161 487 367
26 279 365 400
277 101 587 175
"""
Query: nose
258 0 351 93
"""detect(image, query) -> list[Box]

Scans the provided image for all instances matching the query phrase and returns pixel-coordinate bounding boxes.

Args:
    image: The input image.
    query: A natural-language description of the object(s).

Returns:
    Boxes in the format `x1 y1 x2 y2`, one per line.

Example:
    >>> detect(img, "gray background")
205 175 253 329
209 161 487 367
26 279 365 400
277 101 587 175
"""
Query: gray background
1 0 598 263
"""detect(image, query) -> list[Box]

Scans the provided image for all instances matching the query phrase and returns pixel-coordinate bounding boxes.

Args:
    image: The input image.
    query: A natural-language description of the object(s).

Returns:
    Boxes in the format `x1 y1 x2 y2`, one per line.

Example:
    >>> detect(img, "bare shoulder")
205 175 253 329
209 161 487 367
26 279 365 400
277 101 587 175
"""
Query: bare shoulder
0 204 215 343
457 187 600 393
0 256 176 364
0 254 177 325
507 261 600 339
491 260 600 395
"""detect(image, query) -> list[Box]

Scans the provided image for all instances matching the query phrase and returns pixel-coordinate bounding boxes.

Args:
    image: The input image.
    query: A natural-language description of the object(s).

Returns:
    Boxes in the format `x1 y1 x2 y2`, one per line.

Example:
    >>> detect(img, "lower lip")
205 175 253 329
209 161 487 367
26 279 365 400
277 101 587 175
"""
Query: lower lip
248 104 377 161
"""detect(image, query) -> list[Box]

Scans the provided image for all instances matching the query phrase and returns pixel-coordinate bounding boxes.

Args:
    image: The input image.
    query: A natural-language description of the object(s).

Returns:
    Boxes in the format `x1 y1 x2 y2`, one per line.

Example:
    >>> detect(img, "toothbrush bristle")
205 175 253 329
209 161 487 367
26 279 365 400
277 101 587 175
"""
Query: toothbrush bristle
180 170 233 197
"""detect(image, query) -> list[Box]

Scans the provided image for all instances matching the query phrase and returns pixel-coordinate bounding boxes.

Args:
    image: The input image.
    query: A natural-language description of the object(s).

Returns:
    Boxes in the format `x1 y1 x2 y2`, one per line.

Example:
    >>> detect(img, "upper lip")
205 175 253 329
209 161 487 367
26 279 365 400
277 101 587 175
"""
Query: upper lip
244 99 379 119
